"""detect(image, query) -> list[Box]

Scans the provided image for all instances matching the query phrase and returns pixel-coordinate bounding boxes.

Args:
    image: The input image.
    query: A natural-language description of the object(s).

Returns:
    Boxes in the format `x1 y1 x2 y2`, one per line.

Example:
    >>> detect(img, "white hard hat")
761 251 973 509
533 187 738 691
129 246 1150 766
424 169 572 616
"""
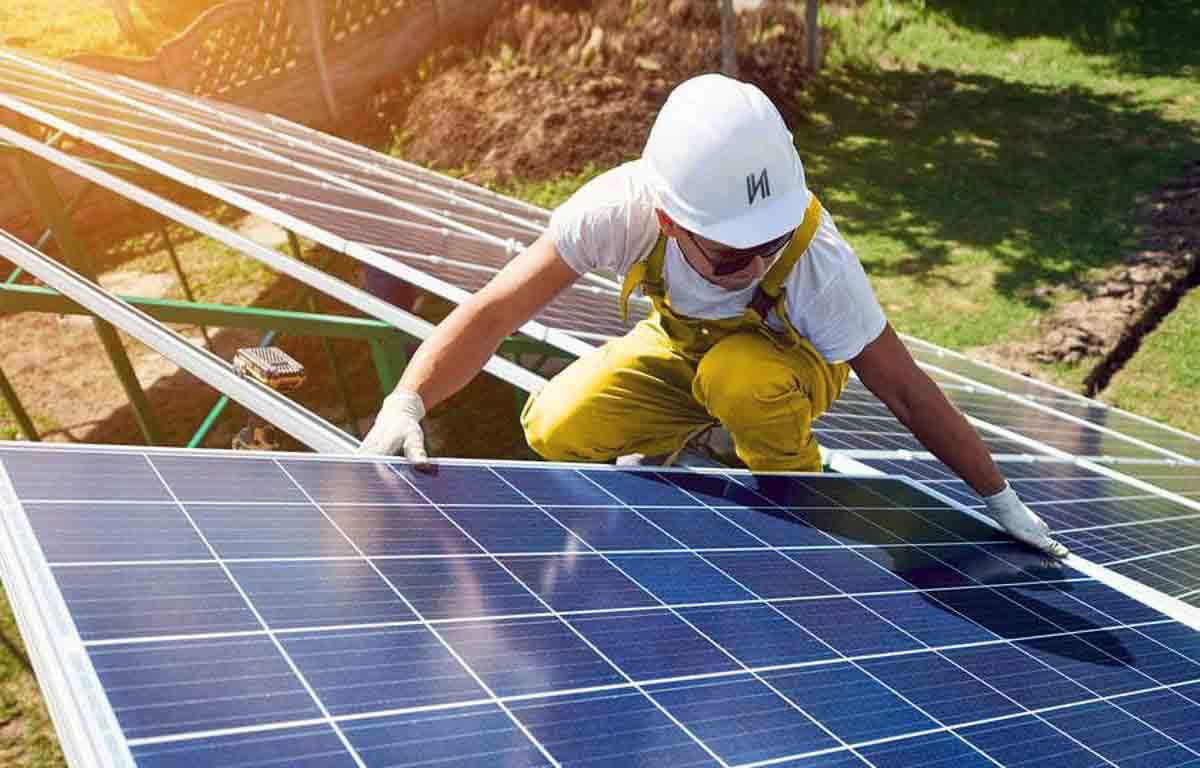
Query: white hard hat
642 73 809 249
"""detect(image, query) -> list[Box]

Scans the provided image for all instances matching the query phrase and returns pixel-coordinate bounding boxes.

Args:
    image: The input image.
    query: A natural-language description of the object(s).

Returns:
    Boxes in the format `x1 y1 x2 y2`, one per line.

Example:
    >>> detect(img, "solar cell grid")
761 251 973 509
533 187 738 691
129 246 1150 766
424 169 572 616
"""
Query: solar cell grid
903 335 1103 407
3 445 1200 767
1109 462 1200 500
0 62 536 244
859 456 1200 609
826 381 1173 461
905 335 1200 461
817 383 1050 456
943 389 1173 460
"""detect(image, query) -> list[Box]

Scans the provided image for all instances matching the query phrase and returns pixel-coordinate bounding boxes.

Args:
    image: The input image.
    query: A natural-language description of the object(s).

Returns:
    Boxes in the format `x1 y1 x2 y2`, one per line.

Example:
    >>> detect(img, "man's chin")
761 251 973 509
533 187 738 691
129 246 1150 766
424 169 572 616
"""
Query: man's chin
711 274 758 291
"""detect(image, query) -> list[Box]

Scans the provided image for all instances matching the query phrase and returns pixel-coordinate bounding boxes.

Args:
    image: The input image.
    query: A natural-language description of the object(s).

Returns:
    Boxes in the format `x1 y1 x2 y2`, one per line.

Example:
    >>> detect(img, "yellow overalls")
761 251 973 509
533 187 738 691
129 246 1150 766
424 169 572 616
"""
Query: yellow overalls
521 195 850 471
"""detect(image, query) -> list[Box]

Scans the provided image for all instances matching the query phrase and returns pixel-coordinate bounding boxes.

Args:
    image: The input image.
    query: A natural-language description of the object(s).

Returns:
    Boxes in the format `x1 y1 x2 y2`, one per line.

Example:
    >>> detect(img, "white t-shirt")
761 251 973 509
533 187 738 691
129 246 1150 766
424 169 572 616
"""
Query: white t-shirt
549 160 887 363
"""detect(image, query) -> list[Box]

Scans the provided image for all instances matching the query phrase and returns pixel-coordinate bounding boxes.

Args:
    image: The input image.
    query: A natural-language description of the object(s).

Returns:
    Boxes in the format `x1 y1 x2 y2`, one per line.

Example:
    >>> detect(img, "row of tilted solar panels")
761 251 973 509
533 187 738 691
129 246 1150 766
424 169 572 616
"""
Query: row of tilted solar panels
1 447 1199 767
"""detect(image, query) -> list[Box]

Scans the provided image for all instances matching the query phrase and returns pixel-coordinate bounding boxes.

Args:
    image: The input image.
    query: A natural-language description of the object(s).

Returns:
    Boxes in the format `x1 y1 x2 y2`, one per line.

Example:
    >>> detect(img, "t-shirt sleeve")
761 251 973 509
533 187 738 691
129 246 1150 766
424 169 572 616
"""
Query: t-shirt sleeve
547 163 659 277
786 218 887 363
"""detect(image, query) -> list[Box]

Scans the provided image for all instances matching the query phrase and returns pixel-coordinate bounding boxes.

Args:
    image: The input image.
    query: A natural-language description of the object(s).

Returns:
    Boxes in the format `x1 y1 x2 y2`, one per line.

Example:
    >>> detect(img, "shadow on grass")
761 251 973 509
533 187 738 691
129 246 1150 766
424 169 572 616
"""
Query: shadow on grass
926 0 1200 77
789 66 1198 306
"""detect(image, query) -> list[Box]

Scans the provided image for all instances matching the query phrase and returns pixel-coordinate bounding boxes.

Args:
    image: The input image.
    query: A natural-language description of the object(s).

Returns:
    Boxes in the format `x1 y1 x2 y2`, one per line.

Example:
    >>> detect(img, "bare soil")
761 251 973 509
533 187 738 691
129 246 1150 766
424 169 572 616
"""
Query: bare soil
969 160 1199 390
386 0 821 184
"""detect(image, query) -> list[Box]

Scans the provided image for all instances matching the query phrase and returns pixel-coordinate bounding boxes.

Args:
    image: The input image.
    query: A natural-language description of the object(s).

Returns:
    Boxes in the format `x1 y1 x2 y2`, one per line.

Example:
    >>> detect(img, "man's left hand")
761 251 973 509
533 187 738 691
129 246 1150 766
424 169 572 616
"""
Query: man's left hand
983 482 1069 559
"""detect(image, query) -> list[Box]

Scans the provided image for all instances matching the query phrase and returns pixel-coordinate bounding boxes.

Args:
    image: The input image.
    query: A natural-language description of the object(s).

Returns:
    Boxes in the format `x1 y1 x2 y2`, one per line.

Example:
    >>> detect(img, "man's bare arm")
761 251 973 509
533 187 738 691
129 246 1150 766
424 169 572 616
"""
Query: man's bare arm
849 325 1067 556
849 324 1004 497
397 233 581 410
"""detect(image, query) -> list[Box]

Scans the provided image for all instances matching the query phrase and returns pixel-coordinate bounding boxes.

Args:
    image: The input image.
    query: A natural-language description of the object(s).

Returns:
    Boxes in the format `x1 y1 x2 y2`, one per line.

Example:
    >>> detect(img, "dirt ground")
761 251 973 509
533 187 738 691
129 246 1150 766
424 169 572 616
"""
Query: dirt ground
389 0 821 184
2 0 1196 454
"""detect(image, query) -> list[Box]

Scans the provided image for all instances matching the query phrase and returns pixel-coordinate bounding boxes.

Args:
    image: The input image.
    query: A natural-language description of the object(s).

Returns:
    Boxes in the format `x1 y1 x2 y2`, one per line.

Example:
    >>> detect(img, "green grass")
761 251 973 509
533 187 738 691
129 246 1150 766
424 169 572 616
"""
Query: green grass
1104 285 1200 435
0 1 221 58
799 0 1199 360
0 590 61 767
0 393 20 440
499 164 606 210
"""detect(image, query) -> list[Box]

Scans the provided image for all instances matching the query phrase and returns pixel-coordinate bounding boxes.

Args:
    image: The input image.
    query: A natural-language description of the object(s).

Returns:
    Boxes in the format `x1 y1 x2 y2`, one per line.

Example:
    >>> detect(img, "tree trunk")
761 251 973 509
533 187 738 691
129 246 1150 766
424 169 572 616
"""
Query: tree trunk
806 0 820 71
720 0 738 78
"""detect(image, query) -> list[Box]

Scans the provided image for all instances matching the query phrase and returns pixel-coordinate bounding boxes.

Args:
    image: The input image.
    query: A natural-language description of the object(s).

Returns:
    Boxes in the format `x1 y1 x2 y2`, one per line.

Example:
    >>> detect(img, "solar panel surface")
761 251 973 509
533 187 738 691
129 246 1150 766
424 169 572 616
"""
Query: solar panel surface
905 336 1200 462
816 381 1050 456
857 456 1200 609
3 445 1200 767
820 376 1198 462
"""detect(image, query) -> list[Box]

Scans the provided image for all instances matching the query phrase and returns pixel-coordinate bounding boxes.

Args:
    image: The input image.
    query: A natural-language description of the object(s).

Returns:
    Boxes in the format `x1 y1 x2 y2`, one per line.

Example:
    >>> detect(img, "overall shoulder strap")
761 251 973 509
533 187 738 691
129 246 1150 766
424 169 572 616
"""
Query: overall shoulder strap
619 235 668 322
748 194 824 319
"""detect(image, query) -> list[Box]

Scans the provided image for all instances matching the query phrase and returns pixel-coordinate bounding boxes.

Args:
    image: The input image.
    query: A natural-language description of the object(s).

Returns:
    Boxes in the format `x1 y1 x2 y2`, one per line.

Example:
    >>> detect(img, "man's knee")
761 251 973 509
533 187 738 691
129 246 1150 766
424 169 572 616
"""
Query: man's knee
521 388 594 462
692 333 827 472
694 334 819 429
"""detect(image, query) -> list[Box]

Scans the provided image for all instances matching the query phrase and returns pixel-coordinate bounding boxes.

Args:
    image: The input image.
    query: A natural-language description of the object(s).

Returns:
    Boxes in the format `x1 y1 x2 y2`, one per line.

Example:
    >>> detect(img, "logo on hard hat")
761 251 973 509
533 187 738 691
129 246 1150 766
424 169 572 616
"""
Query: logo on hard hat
747 168 771 206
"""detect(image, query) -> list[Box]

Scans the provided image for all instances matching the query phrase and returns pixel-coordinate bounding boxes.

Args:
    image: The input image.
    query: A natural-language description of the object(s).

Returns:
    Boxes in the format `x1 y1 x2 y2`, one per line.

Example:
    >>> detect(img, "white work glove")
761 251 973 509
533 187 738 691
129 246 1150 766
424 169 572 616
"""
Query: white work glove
357 387 429 464
983 482 1069 559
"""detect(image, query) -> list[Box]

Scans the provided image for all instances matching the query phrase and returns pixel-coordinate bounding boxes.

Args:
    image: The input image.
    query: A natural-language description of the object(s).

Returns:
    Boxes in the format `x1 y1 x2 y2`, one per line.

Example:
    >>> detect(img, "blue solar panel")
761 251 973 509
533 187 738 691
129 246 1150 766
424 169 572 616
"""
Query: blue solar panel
905 337 1200 462
821 381 1177 460
816 383 1042 455
3 444 1200 768
860 456 1200 609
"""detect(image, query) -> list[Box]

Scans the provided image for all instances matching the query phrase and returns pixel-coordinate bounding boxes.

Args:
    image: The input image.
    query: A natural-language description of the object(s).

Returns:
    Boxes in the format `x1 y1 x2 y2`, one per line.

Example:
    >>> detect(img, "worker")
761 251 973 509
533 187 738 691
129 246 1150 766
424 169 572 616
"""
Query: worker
359 74 1067 558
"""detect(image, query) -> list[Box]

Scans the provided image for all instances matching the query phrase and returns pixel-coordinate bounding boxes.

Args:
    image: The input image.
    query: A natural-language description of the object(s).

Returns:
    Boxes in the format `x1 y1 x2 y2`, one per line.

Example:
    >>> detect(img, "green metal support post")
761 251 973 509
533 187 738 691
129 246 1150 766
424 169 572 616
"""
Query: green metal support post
0 283 412 341
368 338 407 395
0 363 38 441
14 151 165 445
307 294 359 438
7 182 93 285
157 221 213 351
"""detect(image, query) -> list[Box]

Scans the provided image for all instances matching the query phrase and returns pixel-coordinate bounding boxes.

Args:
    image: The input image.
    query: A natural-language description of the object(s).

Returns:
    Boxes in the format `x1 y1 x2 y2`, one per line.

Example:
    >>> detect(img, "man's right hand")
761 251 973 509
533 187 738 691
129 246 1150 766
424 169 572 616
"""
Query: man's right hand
357 388 429 463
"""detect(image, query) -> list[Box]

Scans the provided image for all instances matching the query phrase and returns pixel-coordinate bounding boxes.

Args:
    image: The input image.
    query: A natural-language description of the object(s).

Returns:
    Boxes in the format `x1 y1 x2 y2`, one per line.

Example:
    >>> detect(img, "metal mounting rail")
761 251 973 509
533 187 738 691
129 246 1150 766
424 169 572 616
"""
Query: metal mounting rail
0 121 549 395
0 230 358 454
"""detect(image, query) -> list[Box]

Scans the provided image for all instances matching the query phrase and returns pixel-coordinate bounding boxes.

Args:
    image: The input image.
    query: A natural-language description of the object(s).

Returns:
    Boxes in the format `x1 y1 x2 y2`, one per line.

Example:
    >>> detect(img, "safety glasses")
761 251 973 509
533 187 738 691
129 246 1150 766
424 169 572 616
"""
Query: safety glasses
685 228 795 276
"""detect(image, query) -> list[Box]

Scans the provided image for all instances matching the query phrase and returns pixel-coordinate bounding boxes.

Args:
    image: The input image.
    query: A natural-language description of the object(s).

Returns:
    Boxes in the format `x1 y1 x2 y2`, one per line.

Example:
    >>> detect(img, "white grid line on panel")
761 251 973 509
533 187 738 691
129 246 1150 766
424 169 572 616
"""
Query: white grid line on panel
500 468 894 767
90 62 551 237
378 464 732 767
848 479 1200 761
9 445 1200 765
142 455 369 768
870 466 1200 632
0 52 513 249
77 576 1097 649
581 469 1027 768
910 353 1196 463
904 335 1200 453
738 473 1159 766
269 460 564 768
